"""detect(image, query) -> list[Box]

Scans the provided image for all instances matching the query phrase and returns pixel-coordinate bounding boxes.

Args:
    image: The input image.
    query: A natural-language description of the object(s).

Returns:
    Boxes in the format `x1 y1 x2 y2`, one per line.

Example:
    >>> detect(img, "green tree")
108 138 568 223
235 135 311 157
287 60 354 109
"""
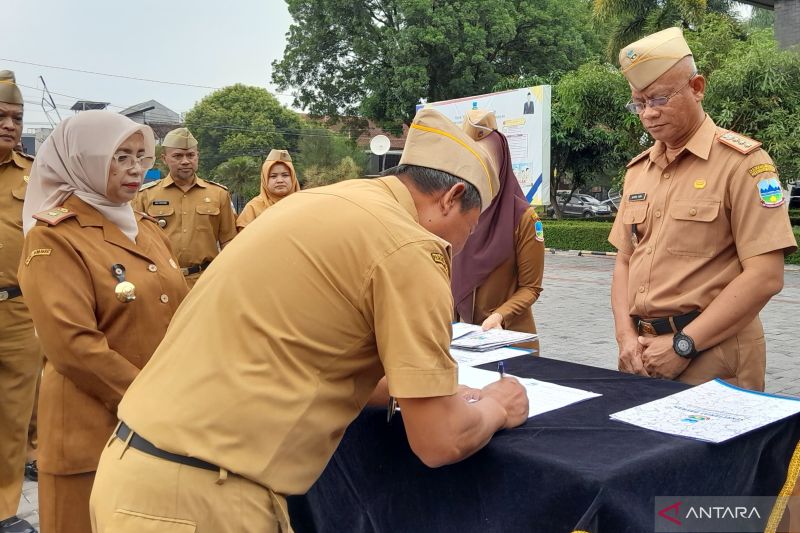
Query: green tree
303 157 364 189
184 84 307 176
214 156 262 209
273 0 604 128
703 29 800 183
593 0 734 60
293 126 368 183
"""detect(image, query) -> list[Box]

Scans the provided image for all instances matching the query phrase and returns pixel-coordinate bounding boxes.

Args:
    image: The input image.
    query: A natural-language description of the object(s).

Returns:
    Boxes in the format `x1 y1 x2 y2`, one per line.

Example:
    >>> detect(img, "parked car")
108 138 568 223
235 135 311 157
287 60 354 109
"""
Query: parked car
547 193 613 218
790 183 800 209
600 198 619 213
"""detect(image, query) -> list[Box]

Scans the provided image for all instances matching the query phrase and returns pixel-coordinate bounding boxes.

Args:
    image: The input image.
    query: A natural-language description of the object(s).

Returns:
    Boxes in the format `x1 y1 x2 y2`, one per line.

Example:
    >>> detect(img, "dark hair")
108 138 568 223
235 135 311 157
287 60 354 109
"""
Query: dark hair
383 164 481 212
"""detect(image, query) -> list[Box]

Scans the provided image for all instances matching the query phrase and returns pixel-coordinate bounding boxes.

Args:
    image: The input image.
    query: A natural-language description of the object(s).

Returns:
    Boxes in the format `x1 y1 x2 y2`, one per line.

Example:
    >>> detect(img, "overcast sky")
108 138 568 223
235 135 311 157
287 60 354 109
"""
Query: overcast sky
2 1 755 132
1 0 295 130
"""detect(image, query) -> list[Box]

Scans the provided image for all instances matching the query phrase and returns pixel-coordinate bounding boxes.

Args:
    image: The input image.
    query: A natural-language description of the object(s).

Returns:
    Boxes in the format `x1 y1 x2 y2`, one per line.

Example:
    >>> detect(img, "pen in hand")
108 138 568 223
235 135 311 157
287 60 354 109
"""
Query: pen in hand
498 360 505 379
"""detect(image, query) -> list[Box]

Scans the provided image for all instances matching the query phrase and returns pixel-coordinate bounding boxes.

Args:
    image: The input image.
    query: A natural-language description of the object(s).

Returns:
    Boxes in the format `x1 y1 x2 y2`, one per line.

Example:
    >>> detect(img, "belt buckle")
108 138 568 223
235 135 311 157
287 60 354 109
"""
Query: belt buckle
638 320 657 336
0 290 8 302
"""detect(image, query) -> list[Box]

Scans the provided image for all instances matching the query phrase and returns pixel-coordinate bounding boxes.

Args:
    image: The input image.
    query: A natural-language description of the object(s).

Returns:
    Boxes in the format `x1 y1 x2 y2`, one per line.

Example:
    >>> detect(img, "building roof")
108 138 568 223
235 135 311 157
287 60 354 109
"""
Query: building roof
119 100 180 125
70 101 109 111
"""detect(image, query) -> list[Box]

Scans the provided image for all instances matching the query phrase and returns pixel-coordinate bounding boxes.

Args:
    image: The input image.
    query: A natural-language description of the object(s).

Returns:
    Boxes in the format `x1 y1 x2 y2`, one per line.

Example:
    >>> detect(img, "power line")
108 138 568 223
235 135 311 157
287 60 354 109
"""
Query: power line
2 57 298 97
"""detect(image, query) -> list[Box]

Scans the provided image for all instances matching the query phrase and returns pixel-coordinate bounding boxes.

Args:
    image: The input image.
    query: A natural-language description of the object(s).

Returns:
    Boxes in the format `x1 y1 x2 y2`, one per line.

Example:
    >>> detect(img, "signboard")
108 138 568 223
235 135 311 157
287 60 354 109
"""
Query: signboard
417 86 551 205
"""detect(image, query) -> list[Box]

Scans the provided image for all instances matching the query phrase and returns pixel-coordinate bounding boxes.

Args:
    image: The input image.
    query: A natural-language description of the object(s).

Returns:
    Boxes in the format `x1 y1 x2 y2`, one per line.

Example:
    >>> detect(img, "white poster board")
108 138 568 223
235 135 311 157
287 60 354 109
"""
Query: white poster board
417 86 551 205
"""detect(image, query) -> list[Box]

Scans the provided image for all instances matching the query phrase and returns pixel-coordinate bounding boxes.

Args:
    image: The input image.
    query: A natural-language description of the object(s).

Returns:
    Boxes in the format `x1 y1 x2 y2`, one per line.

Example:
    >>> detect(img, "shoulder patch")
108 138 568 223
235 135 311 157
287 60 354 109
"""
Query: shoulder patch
139 180 160 191
626 147 653 168
748 163 777 177
206 180 228 190
32 207 76 225
430 252 450 277
718 131 761 155
534 219 544 242
25 248 52 266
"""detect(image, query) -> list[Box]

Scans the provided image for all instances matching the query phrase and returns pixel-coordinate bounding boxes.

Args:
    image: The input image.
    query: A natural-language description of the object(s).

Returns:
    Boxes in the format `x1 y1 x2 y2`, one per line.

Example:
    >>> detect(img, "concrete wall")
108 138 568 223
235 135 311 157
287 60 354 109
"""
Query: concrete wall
776 0 800 49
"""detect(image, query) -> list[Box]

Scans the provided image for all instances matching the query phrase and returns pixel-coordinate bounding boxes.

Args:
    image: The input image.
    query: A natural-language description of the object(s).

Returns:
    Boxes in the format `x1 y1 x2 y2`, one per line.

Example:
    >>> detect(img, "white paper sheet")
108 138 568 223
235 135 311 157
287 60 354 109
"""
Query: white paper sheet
609 379 800 443
450 322 538 351
458 366 602 418
450 347 532 367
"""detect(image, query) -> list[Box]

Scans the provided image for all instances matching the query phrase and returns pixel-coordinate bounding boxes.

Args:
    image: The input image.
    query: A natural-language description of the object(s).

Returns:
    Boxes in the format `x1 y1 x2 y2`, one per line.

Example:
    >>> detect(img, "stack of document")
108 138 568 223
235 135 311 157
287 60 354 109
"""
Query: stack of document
610 379 800 443
451 322 538 351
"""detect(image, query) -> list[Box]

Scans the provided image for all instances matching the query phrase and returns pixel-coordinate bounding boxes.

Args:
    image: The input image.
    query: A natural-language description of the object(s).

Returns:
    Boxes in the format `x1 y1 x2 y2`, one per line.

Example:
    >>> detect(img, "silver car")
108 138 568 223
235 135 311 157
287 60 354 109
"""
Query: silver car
556 194 613 218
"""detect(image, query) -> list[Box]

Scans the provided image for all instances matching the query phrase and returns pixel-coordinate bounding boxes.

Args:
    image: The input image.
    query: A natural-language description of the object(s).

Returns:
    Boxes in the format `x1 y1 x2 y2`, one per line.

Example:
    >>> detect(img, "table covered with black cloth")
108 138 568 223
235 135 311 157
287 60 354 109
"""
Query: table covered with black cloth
288 356 800 532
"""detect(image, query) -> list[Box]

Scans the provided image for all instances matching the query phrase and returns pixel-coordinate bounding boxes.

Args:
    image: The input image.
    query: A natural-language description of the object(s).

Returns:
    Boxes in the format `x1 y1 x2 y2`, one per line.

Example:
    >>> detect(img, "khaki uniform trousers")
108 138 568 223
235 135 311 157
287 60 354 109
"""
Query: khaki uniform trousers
0 300 41 519
90 436 293 533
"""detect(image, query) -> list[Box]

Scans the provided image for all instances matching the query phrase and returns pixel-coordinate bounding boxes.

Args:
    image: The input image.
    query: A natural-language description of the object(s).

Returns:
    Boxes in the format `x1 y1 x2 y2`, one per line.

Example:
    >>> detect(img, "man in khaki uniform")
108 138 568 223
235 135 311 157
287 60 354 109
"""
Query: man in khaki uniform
133 127 237 288
90 108 530 533
0 71 38 533
609 28 797 391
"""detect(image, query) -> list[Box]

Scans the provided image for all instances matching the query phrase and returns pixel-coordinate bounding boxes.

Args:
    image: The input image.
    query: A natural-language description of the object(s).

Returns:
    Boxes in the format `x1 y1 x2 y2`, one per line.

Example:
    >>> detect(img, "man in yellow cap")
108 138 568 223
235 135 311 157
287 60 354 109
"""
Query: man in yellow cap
133 127 237 288
90 108 529 533
0 70 38 533
609 27 797 390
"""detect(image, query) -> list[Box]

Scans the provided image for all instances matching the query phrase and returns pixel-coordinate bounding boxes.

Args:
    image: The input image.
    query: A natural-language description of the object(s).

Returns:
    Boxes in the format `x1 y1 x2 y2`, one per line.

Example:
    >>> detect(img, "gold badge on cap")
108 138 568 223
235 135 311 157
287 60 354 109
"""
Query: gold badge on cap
111 264 136 303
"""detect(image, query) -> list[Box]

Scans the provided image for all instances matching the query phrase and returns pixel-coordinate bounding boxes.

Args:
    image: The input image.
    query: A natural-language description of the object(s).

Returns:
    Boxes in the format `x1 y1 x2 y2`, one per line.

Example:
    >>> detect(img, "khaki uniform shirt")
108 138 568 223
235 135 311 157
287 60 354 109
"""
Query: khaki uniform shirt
464 207 544 348
120 176 458 495
18 195 188 475
0 151 34 329
132 174 237 272
609 115 797 318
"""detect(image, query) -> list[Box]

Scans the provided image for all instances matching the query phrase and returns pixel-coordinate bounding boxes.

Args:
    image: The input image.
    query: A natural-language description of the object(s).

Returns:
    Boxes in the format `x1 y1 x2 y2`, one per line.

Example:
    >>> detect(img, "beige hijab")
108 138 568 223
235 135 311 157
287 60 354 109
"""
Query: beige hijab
23 111 155 242
237 150 299 229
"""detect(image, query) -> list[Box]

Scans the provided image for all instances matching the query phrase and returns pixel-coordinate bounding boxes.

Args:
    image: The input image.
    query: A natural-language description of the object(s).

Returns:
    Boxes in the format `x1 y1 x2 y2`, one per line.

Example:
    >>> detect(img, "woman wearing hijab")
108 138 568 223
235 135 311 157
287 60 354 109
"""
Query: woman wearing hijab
236 148 299 230
17 111 189 533
452 109 545 351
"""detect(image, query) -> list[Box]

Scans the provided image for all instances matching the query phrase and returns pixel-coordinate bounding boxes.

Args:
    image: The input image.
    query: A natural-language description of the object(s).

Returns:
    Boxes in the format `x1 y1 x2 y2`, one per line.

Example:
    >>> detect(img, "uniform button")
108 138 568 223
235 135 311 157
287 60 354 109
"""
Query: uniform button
638 286 645 293
663 172 671 179
182 211 187 215
689 208 697 216
148 264 158 272
646 247 653 254
160 294 169 303
655 210 662 218
182 229 187 233
0 243 4 249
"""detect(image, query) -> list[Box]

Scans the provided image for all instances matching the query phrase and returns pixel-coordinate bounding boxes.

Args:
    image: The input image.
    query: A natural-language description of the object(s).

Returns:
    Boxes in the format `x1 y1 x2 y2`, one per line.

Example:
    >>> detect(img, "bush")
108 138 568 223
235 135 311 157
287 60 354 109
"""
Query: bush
543 220 800 265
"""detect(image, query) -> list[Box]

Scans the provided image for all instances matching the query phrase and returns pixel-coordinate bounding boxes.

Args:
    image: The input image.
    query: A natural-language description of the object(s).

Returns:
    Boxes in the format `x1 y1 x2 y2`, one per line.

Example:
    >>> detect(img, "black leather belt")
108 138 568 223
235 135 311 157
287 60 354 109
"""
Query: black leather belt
634 310 701 336
180 260 212 277
0 286 22 302
116 421 219 472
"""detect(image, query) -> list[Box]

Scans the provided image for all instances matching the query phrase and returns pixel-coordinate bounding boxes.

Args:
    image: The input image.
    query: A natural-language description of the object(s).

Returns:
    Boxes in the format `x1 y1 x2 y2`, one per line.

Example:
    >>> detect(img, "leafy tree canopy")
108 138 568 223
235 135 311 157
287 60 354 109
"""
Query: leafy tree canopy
273 0 605 128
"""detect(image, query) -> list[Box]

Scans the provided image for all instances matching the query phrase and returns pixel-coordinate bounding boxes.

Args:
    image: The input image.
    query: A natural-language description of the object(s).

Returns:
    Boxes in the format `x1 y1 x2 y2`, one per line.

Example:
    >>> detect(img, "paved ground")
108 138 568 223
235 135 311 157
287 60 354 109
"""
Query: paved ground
15 253 800 528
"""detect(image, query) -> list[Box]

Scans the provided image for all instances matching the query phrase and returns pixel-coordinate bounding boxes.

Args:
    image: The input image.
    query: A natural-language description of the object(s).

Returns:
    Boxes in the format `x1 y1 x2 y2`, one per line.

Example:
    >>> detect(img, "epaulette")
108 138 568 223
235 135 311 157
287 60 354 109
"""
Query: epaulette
626 147 653 168
718 131 761 155
139 180 160 192
207 180 228 190
32 207 77 225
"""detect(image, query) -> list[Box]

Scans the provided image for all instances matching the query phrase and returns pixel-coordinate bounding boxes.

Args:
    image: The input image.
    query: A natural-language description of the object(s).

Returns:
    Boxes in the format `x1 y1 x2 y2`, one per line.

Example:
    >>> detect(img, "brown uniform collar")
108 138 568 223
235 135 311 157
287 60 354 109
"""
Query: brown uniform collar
374 175 420 223
162 173 206 190
649 114 717 167
63 194 147 228
0 150 28 169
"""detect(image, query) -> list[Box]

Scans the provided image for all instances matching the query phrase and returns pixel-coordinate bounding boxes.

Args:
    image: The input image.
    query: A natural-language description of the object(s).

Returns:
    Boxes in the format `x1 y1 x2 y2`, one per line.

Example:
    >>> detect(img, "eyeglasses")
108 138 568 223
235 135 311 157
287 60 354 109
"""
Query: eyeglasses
112 153 155 171
625 73 697 114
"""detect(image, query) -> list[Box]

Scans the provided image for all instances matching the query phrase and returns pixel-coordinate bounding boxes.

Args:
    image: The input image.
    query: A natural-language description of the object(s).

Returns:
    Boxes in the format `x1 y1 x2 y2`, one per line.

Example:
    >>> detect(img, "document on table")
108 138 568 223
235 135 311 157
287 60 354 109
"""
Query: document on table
450 346 533 367
450 322 538 351
458 366 601 418
609 379 800 443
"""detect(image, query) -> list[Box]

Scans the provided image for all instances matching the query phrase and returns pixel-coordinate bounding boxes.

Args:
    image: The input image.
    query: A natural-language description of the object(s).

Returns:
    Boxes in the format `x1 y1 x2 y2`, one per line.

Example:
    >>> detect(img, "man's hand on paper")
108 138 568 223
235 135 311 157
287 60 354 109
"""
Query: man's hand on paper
480 378 529 429
617 332 647 376
481 313 504 331
639 335 690 379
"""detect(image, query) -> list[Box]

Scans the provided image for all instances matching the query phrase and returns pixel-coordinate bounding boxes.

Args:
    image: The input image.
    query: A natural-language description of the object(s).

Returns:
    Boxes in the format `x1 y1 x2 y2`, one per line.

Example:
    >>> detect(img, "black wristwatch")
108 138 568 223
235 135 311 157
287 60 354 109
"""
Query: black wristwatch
673 331 700 359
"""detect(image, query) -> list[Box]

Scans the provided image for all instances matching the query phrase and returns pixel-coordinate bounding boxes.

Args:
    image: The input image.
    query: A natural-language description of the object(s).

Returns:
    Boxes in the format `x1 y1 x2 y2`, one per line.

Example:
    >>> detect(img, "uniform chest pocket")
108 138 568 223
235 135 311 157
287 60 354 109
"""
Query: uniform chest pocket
195 202 220 216
146 205 175 218
622 202 649 225
667 199 721 258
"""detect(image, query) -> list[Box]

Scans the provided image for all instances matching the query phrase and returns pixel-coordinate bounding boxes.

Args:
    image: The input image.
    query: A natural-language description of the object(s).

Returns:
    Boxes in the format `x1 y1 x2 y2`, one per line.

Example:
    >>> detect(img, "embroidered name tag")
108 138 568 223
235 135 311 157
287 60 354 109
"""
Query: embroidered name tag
153 200 170 205
628 193 647 202
748 164 776 177
25 248 52 266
